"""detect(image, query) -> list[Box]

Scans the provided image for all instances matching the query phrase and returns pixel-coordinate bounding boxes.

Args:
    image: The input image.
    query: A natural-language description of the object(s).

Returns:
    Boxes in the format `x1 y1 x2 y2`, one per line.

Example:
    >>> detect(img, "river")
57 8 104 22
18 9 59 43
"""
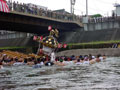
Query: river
0 57 120 90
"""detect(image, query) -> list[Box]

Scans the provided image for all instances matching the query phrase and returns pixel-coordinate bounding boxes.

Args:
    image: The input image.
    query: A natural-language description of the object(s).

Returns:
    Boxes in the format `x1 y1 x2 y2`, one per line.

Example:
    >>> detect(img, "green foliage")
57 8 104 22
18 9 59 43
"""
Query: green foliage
0 46 32 53
0 46 27 50
91 14 102 18
58 40 120 52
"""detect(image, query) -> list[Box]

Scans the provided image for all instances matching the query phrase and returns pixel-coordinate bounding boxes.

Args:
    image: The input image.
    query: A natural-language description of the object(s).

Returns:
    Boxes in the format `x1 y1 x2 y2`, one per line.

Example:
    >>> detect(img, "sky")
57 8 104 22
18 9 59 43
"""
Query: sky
8 0 120 16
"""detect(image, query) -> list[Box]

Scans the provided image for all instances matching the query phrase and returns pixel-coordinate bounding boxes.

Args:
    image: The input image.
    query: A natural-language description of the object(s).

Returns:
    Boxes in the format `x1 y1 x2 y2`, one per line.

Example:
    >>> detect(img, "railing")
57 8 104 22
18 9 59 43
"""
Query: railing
88 16 120 23
0 32 33 39
7 1 83 23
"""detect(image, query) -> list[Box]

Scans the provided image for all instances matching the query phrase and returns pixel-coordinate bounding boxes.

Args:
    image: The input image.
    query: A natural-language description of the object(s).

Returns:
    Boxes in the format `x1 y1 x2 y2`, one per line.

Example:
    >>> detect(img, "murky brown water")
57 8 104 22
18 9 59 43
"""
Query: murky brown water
0 57 120 90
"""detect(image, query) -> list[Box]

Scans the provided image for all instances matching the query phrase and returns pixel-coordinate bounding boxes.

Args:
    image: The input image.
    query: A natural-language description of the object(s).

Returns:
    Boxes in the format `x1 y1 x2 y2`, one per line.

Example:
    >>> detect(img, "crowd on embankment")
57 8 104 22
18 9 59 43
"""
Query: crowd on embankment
0 50 106 69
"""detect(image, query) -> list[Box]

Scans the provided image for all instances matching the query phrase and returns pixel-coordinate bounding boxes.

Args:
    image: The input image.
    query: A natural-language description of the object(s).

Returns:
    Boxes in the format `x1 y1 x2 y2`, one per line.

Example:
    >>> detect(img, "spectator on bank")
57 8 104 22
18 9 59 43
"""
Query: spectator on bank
7 0 12 10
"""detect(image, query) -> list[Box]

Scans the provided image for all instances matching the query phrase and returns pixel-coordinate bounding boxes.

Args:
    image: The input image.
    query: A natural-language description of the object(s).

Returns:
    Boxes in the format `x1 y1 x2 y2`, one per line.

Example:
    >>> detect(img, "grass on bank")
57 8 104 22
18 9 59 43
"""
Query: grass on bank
0 46 34 54
0 40 120 51
68 40 120 46
59 40 120 51
0 46 27 50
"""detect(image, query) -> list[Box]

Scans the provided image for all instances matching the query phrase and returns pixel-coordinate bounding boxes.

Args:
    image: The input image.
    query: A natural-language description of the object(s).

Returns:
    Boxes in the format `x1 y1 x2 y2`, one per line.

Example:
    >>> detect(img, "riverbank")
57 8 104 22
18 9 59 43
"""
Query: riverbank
57 48 120 57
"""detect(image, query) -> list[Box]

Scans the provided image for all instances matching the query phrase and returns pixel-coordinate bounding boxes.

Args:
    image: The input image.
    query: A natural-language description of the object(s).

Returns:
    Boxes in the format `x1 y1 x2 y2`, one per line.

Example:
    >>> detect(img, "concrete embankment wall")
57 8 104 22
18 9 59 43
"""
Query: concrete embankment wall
0 37 38 47
57 48 120 57
58 28 120 43
84 21 120 31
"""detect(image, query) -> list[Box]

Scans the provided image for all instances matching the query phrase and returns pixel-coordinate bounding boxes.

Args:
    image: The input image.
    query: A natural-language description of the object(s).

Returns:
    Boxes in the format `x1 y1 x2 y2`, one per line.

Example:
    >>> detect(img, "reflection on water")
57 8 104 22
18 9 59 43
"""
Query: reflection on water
0 57 120 90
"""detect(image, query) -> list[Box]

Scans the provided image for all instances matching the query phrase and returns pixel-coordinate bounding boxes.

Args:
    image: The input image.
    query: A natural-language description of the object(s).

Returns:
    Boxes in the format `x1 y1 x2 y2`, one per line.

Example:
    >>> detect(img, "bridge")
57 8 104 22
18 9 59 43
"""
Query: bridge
0 11 83 34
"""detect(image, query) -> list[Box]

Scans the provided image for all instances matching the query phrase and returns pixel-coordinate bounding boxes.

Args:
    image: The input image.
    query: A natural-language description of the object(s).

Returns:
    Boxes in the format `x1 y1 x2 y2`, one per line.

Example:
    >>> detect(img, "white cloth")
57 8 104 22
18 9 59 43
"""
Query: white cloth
76 62 83 65
13 62 24 66
40 62 44 66
43 46 53 55
0 66 3 69
99 57 103 61
50 52 55 62
83 61 90 64
92 56 95 59
63 61 74 65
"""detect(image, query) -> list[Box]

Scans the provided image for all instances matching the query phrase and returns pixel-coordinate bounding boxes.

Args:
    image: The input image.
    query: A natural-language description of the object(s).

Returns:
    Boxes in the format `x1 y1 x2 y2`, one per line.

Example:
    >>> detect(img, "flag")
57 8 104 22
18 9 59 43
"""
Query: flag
0 0 9 12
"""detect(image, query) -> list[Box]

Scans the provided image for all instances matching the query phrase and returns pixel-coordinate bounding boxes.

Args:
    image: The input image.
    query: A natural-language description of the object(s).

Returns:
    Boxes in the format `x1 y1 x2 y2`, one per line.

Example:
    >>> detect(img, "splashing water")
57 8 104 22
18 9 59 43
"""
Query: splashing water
0 57 120 90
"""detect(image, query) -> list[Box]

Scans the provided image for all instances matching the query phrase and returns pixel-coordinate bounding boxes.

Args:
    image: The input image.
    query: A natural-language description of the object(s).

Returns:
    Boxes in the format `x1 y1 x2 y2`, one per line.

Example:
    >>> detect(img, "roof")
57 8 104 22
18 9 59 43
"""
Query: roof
52 9 70 14
114 3 120 7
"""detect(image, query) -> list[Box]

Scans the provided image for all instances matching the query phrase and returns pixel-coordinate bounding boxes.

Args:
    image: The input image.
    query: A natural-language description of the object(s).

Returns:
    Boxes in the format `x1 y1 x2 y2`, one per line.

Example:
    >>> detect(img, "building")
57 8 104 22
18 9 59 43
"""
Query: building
52 9 70 14
27 3 48 10
114 3 120 16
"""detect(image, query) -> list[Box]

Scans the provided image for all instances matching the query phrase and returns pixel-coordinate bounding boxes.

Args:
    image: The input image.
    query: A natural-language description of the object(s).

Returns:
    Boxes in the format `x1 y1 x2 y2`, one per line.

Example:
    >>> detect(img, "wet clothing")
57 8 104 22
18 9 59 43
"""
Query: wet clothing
83 61 90 64
33 64 41 68
45 62 54 66
99 57 103 61
76 62 83 65
13 62 24 66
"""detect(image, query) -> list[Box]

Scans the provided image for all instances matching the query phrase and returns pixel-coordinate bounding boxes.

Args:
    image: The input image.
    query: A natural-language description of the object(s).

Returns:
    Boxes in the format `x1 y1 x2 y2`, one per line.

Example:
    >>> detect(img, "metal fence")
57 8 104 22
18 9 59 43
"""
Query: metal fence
0 32 33 39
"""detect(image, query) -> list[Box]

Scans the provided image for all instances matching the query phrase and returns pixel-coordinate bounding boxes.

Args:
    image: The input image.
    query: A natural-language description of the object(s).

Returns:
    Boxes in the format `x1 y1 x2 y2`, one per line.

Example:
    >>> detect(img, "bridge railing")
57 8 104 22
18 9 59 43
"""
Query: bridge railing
7 1 82 23
88 16 120 23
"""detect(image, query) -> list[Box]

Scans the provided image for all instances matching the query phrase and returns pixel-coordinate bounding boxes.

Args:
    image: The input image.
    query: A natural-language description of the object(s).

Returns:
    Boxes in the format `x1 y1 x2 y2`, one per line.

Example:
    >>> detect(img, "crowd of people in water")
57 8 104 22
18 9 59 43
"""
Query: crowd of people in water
0 50 106 69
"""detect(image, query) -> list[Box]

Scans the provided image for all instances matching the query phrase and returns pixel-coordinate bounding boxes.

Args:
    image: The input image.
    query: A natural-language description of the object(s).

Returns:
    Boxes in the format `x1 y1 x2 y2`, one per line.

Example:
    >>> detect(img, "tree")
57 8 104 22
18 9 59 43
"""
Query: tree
91 14 102 18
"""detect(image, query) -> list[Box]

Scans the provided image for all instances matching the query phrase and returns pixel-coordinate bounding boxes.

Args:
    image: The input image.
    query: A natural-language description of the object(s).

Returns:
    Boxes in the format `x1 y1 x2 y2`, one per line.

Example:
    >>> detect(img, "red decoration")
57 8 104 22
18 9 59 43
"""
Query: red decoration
39 49 43 54
63 44 67 48
33 36 38 40
40 36 43 41
58 43 62 48
48 25 52 31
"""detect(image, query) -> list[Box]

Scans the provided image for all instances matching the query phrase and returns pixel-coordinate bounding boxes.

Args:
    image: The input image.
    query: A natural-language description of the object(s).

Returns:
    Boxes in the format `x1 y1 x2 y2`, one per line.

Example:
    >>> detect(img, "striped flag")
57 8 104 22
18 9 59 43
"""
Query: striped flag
0 0 9 12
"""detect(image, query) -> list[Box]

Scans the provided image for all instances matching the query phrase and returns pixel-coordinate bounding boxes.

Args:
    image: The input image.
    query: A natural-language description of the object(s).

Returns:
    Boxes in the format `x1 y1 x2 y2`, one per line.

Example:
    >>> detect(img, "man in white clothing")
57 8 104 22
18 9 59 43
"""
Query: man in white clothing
50 52 55 62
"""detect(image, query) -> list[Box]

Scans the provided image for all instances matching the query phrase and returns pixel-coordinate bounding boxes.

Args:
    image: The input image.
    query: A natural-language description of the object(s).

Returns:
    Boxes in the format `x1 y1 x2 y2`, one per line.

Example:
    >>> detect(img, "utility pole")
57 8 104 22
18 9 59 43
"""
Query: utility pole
83 0 89 31
70 0 76 14
70 0 72 14
86 0 88 16
70 0 76 20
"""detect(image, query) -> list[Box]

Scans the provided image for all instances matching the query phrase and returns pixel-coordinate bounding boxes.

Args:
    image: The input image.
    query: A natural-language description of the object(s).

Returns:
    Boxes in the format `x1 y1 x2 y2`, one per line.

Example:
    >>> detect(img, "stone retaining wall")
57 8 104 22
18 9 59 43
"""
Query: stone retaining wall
57 48 120 57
